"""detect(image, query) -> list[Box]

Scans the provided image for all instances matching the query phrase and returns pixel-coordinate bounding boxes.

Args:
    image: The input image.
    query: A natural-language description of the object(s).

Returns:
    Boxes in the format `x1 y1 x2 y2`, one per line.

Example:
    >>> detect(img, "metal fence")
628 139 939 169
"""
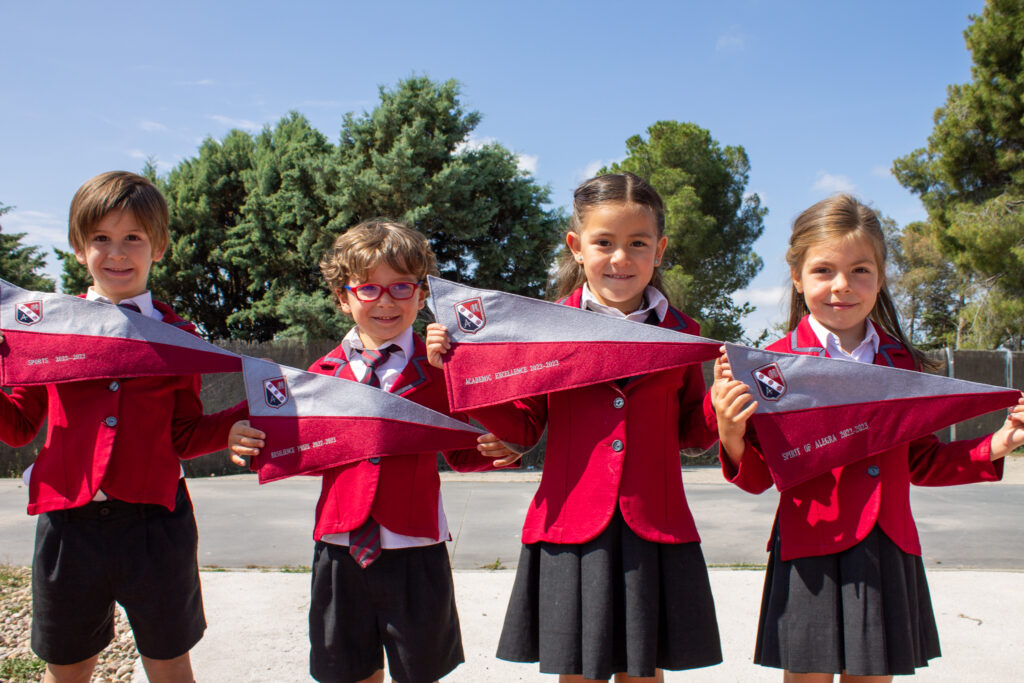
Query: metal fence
2 346 1022 477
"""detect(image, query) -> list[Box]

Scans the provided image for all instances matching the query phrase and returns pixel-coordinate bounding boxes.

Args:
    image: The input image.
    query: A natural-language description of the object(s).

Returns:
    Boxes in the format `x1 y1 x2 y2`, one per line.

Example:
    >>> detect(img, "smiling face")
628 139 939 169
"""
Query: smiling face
73 209 165 303
338 261 425 349
566 202 667 314
793 233 883 351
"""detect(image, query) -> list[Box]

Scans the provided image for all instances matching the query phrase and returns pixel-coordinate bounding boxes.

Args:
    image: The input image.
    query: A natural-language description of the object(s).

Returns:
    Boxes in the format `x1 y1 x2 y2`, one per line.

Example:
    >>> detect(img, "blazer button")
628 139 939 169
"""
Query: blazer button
612 397 625 409
104 416 118 428
108 380 120 392
611 440 624 452
867 465 880 477
368 457 381 465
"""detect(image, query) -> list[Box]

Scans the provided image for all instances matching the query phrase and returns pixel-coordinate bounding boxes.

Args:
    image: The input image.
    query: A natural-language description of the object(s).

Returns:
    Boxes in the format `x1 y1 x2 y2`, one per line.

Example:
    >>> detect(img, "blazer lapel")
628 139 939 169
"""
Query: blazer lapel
390 335 432 398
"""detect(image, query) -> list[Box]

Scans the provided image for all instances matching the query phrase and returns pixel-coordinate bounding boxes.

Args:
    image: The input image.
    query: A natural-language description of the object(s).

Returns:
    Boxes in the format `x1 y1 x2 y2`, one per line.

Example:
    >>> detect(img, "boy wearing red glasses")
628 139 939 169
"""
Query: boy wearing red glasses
229 219 504 683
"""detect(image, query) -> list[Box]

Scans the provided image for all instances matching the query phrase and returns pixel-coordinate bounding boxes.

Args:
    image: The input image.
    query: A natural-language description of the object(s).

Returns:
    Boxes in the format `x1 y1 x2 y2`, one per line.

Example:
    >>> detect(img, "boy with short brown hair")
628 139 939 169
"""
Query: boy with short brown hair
0 170 245 683
230 218 507 683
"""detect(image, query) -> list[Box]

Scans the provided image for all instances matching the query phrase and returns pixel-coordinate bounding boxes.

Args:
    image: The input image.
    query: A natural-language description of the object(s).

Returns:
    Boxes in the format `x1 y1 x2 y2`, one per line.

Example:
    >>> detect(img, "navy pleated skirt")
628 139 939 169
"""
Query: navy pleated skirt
496 509 722 680
754 525 941 676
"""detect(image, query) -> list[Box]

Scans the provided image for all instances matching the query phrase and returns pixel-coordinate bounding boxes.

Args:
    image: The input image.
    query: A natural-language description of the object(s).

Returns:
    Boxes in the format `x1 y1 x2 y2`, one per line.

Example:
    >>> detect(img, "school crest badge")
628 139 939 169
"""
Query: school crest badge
15 301 42 326
752 362 786 401
454 298 486 334
263 377 289 409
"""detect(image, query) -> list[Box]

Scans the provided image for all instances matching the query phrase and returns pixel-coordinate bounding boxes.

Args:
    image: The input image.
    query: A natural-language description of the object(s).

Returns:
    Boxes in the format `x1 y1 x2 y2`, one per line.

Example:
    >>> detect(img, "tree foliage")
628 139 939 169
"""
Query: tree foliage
892 0 1024 349
0 203 56 292
604 121 766 342
63 77 562 341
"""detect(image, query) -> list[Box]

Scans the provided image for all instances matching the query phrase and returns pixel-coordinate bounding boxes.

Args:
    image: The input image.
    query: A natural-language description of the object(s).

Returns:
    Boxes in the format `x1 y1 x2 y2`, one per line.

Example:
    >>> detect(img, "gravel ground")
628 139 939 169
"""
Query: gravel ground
0 566 138 682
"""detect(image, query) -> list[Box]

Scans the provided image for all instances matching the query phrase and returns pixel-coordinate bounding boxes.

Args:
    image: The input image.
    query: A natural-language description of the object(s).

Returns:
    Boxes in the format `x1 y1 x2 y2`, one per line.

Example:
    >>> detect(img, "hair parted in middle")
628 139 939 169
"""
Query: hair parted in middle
551 172 667 301
785 193 932 370
319 218 439 297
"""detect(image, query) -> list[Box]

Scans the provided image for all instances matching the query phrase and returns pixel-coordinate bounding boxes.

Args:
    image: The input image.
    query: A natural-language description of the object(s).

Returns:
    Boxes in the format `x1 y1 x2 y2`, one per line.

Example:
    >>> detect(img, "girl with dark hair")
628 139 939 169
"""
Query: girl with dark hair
428 172 723 682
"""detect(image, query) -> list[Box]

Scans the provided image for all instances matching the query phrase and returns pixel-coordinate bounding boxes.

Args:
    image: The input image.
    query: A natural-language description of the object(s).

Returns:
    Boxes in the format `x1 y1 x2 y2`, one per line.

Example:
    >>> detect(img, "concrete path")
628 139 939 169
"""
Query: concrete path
3 461 1023 681
184 568 1024 682
3 464 1023 569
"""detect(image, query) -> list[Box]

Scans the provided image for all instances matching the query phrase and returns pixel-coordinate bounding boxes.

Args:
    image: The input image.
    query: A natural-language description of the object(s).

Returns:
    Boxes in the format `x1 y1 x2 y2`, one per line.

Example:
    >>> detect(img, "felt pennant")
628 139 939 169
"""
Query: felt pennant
725 342 1020 491
0 279 241 385
428 276 721 411
243 356 485 483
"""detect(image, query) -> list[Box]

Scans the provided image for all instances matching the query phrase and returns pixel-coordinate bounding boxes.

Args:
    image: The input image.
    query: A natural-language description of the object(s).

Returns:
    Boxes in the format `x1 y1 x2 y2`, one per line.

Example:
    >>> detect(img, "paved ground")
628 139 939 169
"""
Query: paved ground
2 464 1023 570
2 460 1023 681
185 568 1024 682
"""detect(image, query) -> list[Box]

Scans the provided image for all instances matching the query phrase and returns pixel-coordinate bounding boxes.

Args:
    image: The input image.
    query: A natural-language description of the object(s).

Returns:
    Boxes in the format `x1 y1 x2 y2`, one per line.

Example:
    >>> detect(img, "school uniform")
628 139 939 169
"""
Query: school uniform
0 290 246 665
306 327 498 683
471 285 723 680
721 315 1004 675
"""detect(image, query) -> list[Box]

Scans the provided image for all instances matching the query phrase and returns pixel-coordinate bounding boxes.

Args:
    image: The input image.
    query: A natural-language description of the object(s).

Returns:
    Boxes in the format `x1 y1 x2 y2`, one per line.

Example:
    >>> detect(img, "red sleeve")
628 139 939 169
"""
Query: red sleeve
171 374 249 459
908 433 1003 486
442 439 514 473
678 363 717 451
0 385 48 447
715 405 776 494
467 394 548 454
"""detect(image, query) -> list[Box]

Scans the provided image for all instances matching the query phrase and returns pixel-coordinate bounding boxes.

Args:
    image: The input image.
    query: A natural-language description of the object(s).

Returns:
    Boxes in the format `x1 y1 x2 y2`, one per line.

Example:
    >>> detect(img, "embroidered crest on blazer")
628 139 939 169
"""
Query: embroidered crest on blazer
428 276 720 411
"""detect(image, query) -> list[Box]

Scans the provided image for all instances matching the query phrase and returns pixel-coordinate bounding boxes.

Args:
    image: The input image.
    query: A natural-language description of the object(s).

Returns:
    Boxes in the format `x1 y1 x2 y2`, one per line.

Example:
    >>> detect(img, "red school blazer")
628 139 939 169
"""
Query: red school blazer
0 300 247 515
469 287 717 545
720 315 1003 561
309 333 500 542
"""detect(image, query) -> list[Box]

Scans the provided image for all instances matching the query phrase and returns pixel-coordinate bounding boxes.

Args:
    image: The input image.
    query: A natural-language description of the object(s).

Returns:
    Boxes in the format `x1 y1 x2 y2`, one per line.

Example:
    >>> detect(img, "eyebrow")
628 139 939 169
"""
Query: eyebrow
807 258 875 267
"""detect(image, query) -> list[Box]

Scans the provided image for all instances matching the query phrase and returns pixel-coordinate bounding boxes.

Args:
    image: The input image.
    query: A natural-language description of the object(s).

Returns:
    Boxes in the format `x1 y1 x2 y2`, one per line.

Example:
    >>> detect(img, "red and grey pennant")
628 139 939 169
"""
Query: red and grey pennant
0 279 241 385
428 276 721 411
243 356 485 483
725 342 1020 491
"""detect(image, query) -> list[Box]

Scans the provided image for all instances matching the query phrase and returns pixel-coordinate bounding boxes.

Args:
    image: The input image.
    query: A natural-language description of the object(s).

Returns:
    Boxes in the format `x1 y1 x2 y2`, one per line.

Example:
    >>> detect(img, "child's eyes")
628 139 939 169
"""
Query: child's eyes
630 241 649 248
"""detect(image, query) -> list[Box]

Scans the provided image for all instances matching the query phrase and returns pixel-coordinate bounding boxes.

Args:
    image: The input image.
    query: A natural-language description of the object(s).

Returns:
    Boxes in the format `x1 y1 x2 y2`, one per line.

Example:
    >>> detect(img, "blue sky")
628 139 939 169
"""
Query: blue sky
0 0 984 338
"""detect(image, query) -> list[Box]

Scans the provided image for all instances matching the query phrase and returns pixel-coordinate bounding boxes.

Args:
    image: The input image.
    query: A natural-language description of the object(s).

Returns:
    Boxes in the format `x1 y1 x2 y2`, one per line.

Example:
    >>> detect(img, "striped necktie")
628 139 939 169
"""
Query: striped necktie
357 344 397 388
349 344 398 568
118 301 141 313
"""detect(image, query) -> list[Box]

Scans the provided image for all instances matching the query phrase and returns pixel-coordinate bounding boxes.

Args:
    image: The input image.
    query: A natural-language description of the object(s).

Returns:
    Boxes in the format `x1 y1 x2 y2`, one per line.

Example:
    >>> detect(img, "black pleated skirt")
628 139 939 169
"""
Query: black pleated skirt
496 509 722 680
754 525 941 676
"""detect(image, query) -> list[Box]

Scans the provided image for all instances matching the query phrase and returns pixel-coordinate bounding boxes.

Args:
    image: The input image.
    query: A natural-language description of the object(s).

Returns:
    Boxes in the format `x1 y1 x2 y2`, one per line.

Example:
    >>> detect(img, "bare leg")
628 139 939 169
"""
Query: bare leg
42 654 100 683
783 672 834 683
839 675 892 683
614 669 665 682
139 652 195 683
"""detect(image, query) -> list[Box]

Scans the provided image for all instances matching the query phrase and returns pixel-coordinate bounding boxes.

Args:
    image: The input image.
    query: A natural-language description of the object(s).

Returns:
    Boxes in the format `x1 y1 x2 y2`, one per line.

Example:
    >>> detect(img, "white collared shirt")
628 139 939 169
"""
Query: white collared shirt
339 325 414 392
807 315 880 365
580 283 669 323
86 288 163 320
320 324 450 550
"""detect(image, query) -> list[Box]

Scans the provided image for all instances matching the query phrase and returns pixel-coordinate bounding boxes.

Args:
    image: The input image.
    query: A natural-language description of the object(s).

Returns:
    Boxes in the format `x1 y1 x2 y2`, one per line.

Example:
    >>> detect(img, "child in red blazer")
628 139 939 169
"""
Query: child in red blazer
711 193 1024 680
228 219 507 683
0 171 246 683
427 173 723 682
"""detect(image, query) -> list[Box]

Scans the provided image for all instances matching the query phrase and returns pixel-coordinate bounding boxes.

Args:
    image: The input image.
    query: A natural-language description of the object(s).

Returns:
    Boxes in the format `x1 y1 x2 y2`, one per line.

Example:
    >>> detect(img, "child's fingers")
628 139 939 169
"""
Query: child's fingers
230 454 248 466
736 399 759 421
492 452 523 467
